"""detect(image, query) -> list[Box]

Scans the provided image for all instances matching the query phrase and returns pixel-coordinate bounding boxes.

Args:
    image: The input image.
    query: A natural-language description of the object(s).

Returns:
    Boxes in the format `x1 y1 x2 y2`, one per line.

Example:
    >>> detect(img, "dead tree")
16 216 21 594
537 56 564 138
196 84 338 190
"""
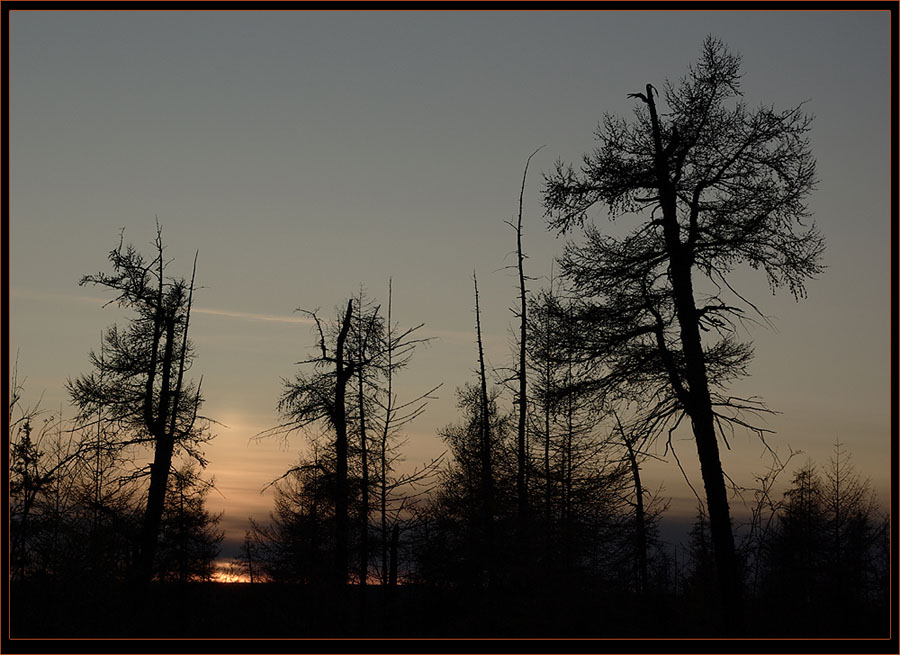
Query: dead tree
506 145 545 532
473 272 494 586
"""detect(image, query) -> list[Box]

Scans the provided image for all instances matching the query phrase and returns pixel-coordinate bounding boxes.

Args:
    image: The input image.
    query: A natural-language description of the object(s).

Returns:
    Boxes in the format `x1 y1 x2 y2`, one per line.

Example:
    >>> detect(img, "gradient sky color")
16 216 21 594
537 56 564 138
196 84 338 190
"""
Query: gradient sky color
8 9 892 561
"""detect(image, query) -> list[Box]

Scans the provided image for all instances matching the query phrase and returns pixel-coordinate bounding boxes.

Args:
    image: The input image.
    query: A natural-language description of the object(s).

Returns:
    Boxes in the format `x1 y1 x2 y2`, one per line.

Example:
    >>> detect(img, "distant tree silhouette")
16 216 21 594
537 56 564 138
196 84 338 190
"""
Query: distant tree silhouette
348 289 383 588
9 395 83 580
760 461 825 626
505 146 545 534
542 37 824 631
154 464 223 583
246 448 336 585
9 368 57 579
473 272 496 587
527 288 651 587
10 362 220 589
416 383 513 588
368 281 442 587
236 531 259 584
760 443 888 634
681 506 720 619
67 226 212 586
274 299 355 585
268 288 438 588
612 411 660 597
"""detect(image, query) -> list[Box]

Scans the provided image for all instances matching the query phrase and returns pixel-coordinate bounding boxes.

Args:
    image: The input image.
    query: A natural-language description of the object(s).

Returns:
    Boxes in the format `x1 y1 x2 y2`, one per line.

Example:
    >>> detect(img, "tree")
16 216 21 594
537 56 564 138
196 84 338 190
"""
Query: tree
613 412 650 596
369 280 442 587
275 299 356 585
348 289 384 587
681 505 719 617
417 383 514 588
8 400 80 580
755 443 887 635
272 288 437 588
542 37 824 630
505 146 545 532
473 272 495 586
68 226 212 586
10 364 146 584
820 440 882 609
247 448 336 585
760 461 825 625
154 465 223 583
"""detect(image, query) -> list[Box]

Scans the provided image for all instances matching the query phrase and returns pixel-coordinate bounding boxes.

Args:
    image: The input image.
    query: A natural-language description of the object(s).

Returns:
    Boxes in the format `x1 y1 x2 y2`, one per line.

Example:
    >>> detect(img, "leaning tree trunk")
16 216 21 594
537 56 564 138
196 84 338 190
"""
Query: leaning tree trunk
644 84 743 632
513 148 542 532
357 350 370 587
332 299 355 587
137 317 177 586
474 273 494 587
137 253 198 588
618 416 648 597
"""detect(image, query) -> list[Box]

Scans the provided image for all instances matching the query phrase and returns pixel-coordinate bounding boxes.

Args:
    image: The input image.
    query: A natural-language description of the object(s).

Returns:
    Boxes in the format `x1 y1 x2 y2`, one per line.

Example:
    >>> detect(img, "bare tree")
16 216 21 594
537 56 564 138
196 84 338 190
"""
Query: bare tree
473 272 494 586
370 280 442 586
273 299 356 585
505 146 545 531
542 37 824 630
613 411 649 596
271 288 438 588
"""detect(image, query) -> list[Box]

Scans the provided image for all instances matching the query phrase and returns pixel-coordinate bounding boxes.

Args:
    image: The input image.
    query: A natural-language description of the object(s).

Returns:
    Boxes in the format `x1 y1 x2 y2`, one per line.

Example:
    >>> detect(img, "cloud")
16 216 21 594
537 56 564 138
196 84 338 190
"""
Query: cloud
11 288 107 306
11 288 315 326
192 306 316 325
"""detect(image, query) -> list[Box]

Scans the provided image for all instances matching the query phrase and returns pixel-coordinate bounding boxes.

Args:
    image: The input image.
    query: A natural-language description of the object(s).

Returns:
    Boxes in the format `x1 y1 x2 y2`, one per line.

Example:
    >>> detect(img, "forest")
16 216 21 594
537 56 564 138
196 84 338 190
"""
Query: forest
7 38 893 644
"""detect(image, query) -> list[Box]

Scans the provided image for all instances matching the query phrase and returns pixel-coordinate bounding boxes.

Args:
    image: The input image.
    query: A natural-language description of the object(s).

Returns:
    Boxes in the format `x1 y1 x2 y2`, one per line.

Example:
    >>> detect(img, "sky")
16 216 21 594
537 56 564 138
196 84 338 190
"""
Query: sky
8 9 893 565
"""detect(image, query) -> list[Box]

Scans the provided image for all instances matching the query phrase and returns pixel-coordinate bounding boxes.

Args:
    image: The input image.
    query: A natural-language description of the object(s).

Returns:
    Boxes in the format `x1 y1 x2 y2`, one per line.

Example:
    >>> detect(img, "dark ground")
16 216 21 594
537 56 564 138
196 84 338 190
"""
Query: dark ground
6 580 894 648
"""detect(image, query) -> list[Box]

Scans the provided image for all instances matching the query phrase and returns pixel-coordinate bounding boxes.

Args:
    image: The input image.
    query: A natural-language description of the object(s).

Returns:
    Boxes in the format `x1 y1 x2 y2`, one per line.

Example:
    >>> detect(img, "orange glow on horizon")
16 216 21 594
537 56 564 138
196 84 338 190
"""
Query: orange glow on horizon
211 564 251 584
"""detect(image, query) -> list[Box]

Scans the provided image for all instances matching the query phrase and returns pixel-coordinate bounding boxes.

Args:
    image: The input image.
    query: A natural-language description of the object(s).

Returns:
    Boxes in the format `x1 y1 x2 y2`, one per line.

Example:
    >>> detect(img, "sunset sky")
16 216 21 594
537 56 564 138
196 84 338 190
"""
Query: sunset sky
8 10 892 565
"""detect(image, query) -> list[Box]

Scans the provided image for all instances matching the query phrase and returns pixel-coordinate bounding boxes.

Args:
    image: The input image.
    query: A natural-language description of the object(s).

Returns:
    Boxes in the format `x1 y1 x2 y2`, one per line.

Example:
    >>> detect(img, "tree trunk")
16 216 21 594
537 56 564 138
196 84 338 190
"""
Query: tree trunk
644 84 743 632
137 316 177 586
514 148 542 532
380 283 394 586
618 417 648 597
474 273 494 586
333 299 355 587
388 523 399 587
358 356 370 587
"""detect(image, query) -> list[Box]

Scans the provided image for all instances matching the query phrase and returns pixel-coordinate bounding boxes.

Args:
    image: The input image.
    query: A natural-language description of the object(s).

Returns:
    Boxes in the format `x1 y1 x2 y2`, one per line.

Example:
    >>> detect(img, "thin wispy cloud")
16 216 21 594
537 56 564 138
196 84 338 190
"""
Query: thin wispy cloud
192 307 316 325
12 288 107 306
12 288 315 326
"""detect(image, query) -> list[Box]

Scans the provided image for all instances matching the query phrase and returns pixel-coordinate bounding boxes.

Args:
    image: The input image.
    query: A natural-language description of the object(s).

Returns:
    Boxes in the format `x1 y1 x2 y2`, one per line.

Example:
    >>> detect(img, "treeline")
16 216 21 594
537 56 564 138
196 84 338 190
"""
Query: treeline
8 37 892 640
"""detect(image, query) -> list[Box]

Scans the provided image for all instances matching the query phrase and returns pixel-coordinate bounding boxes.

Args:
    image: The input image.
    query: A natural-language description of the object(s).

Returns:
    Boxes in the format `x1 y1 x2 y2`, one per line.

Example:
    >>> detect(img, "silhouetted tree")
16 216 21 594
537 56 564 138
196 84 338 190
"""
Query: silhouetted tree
154 464 223 583
271 289 437 589
416 383 514 588
820 441 882 610
613 412 651 596
681 505 720 621
542 37 824 629
473 272 495 586
8 402 81 580
275 299 356 585
226 531 263 584
505 146 545 533
68 226 212 586
760 443 888 634
10 367 148 584
369 281 442 587
348 289 384 587
247 449 336 585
